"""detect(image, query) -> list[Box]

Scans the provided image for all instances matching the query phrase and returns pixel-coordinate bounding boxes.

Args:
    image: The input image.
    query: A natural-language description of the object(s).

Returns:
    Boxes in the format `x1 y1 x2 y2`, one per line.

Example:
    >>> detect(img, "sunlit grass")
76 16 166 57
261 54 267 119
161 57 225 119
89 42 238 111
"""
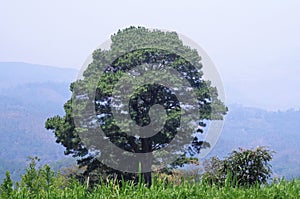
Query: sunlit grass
2 177 299 199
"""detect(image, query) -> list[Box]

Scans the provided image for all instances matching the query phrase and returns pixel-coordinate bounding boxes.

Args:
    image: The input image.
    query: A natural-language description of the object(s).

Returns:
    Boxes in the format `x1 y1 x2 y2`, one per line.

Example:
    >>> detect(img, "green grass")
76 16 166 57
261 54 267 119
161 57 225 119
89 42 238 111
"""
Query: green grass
1 178 299 199
1 160 299 199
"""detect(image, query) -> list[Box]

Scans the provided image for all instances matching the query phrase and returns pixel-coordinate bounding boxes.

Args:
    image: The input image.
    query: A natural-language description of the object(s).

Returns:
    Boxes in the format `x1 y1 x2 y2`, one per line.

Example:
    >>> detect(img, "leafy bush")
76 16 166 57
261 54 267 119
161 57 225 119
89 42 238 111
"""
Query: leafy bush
0 171 13 198
15 157 68 197
202 146 274 187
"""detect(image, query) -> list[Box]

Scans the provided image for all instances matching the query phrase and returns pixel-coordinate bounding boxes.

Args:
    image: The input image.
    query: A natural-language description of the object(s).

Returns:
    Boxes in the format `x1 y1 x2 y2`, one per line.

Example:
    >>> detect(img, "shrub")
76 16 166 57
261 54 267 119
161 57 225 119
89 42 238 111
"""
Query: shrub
16 157 68 197
202 146 274 187
0 171 13 198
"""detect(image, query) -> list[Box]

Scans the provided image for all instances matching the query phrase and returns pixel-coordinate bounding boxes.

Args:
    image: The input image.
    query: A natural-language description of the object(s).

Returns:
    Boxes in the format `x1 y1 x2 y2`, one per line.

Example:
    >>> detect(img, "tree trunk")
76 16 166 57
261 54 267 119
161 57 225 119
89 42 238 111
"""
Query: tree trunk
141 138 153 188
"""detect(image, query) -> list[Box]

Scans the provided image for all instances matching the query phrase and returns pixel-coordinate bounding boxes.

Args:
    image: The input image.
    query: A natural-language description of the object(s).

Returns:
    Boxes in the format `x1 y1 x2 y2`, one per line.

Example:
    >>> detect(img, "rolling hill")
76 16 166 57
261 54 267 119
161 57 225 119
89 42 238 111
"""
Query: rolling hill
0 62 299 181
0 62 78 181
207 104 300 179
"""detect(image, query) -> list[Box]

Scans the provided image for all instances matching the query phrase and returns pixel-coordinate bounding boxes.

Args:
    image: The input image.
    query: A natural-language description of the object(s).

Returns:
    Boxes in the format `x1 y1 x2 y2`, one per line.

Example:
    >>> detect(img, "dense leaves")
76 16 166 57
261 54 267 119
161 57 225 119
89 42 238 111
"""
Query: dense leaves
45 26 227 185
202 147 274 187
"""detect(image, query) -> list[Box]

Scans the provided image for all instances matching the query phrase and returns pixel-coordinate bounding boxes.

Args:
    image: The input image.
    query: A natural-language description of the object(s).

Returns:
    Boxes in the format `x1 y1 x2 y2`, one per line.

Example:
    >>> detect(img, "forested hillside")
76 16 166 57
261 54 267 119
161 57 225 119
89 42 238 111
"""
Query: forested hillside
0 62 78 181
0 62 299 181
208 105 300 179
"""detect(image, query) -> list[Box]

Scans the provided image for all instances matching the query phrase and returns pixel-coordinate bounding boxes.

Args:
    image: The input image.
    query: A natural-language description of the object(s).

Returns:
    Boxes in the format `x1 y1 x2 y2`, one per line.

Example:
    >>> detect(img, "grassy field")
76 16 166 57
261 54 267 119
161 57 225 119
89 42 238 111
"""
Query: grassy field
1 157 299 198
1 178 299 199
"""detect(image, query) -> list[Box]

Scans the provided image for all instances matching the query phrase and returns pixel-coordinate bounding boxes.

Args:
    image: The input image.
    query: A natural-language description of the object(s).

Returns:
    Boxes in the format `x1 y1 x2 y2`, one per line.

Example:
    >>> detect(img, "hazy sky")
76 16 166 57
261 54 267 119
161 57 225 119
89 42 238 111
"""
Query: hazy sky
0 0 299 110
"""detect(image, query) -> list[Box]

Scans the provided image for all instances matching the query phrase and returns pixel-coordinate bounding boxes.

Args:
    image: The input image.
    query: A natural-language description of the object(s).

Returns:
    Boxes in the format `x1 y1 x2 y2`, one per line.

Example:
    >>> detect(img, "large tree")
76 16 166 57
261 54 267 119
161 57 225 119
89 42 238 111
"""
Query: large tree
45 26 227 186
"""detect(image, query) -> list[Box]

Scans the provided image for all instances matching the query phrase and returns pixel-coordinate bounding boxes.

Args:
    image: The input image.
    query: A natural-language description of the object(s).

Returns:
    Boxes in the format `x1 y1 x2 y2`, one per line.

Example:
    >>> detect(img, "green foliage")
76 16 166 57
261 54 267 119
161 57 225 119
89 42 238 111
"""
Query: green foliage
0 167 299 199
45 26 227 186
0 171 13 198
0 159 299 198
18 157 41 195
14 157 67 198
202 147 274 187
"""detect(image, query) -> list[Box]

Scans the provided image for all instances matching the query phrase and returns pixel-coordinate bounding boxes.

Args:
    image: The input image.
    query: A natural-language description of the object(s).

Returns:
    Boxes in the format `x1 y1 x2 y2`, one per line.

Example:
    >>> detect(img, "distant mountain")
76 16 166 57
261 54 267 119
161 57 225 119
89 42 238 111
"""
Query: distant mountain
207 104 300 179
0 62 299 182
0 62 78 181
0 62 78 88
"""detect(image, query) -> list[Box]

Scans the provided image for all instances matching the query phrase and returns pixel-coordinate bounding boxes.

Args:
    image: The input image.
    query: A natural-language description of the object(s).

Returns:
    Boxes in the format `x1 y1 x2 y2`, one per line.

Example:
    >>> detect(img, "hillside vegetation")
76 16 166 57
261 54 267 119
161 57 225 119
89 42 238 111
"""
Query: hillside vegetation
1 163 299 199
0 62 299 182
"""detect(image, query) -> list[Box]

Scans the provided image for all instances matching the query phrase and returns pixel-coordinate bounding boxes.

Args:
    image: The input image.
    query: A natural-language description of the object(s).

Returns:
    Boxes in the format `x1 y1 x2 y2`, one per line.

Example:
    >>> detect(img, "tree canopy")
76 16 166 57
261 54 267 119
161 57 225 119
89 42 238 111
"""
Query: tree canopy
45 26 227 186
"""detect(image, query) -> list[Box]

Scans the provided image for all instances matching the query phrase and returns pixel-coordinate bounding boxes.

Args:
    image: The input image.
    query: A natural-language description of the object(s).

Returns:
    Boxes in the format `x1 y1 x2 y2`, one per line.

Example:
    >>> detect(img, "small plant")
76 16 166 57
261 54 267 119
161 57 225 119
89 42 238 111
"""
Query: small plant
18 156 41 195
15 156 67 197
202 146 274 187
0 171 14 198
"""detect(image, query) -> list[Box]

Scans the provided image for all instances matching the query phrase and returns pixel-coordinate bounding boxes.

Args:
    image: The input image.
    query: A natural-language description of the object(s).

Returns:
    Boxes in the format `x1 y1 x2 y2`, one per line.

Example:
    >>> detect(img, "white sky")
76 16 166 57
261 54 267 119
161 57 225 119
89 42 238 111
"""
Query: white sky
0 0 299 110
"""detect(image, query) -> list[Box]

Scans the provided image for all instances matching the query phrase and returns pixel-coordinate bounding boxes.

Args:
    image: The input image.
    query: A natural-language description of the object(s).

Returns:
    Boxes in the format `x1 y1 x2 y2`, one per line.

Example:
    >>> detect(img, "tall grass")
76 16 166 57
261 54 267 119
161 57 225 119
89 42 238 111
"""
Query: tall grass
1 158 299 198
1 176 299 198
